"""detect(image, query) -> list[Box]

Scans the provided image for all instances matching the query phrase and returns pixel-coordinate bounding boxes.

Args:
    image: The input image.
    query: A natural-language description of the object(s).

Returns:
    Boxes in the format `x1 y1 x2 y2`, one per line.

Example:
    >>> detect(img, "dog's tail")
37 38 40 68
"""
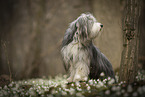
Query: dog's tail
89 45 116 81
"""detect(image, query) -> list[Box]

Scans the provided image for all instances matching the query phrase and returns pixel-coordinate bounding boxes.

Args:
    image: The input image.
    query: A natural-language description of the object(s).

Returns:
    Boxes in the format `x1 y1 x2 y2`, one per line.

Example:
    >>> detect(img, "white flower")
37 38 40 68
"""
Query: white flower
75 81 80 87
54 84 58 88
124 93 129 97
105 90 110 95
121 89 125 93
64 88 70 92
76 87 82 91
76 93 84 97
94 80 97 84
142 86 145 92
107 77 111 80
100 72 105 76
88 79 93 85
111 86 116 91
32 81 35 83
15 84 19 89
8 83 13 87
87 86 91 90
116 91 121 95
98 81 104 86
137 87 143 94
13 91 16 94
51 89 56 94
29 90 36 96
132 92 138 97
25 92 29 96
71 83 74 87
120 81 124 85
86 84 89 86
108 79 115 85
115 75 119 82
61 91 67 95
21 92 24 95
4 85 8 90
47 94 54 97
41 94 45 97
116 86 121 91
58 88 61 91
69 88 75 95
24 81 27 84
61 84 66 88
38 86 41 89
127 85 133 93
3 90 8 95
11 81 15 85
55 91 58 93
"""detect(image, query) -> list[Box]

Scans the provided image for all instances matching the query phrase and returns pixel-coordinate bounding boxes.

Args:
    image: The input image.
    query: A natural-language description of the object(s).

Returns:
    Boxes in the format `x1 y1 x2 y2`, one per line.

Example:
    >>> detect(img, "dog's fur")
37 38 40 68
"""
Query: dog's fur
61 13 115 82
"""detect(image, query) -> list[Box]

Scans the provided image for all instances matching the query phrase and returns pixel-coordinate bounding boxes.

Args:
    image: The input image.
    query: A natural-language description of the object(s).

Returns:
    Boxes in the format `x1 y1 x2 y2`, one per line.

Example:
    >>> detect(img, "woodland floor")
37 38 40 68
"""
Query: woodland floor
0 71 145 97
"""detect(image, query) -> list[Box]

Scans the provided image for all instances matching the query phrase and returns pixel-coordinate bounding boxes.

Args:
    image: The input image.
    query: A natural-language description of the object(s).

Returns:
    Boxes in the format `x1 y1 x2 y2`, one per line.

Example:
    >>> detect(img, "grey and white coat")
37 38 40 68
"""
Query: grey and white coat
61 13 115 82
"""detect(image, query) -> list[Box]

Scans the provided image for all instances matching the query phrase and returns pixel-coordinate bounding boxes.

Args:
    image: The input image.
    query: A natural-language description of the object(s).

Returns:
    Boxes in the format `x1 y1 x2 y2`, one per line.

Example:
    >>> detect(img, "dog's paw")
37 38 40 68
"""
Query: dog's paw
82 77 88 81
73 74 88 82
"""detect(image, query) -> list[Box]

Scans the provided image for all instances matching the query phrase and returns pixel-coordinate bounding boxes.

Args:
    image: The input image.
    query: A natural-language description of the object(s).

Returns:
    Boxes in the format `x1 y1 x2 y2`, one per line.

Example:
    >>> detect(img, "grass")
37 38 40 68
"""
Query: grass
0 71 145 97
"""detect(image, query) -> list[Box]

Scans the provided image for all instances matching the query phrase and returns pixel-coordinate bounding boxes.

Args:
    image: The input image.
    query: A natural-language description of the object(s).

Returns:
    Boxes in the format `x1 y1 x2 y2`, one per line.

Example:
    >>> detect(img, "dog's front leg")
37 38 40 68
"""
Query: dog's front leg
73 62 90 82
67 64 76 82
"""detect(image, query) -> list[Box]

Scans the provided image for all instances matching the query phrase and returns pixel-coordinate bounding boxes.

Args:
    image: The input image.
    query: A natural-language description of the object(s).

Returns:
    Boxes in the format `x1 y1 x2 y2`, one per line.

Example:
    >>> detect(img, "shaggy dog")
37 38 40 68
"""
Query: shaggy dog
61 13 115 82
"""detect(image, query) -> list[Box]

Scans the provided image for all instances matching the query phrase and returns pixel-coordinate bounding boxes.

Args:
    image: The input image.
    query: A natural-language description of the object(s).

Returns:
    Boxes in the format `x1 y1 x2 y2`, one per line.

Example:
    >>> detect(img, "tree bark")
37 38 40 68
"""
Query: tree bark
119 0 141 83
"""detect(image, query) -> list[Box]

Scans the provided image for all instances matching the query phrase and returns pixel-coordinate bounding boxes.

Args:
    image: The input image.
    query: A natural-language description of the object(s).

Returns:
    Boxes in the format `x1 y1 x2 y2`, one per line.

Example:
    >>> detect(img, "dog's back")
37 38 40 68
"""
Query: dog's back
89 45 115 80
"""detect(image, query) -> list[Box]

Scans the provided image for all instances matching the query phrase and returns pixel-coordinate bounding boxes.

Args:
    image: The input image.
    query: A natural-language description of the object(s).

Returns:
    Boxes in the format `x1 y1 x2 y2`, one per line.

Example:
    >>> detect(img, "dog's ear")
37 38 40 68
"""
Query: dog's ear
76 20 88 42
81 24 88 40
62 21 77 47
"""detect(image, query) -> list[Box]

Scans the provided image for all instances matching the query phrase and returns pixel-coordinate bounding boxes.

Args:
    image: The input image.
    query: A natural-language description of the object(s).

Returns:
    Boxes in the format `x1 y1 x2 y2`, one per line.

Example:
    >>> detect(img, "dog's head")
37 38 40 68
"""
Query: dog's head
69 13 103 43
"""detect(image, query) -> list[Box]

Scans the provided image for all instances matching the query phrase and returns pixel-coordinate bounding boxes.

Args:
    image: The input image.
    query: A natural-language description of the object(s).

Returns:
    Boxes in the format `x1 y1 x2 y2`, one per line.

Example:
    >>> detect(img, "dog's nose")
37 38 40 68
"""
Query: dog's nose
100 24 103 28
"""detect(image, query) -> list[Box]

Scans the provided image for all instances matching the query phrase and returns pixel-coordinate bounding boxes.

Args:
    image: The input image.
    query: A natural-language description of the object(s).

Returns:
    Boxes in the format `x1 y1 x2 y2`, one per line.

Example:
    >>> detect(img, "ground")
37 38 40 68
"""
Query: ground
0 71 145 97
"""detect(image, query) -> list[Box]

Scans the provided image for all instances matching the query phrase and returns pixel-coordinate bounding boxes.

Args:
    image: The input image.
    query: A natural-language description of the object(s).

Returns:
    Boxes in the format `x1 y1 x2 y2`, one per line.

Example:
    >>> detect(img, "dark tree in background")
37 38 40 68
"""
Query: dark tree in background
119 0 142 83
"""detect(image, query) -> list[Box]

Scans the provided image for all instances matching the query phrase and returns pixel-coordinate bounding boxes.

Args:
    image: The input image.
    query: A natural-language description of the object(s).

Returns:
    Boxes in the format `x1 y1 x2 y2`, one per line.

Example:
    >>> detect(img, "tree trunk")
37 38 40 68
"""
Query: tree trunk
119 0 141 83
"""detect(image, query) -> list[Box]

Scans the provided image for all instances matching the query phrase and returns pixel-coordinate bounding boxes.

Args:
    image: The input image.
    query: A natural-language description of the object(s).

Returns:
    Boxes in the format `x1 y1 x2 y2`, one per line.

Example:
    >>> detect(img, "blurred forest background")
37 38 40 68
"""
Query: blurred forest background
0 0 145 80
